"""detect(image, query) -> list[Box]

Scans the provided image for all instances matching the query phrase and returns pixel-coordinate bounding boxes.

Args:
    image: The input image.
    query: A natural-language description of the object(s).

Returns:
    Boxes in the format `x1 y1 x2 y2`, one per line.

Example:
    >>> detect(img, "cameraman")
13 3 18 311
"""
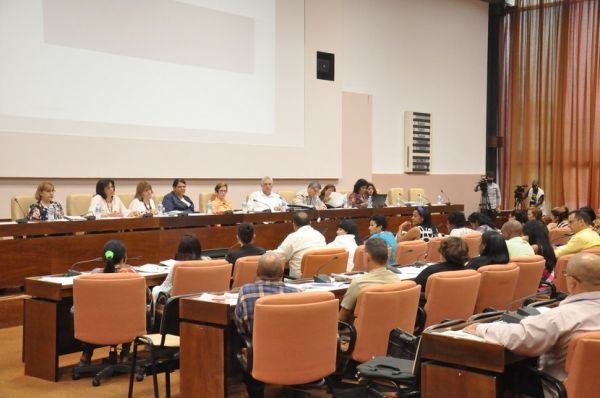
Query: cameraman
526 179 545 212
474 171 501 218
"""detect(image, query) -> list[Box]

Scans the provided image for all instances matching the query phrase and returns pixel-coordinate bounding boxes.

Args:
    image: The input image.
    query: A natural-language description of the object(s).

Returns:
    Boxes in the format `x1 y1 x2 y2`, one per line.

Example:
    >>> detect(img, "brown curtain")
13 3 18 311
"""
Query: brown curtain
498 0 600 212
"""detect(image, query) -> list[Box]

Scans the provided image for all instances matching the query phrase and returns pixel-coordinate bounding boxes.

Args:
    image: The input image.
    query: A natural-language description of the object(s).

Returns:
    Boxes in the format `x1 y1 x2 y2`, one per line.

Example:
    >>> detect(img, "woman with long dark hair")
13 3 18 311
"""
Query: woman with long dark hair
466 231 509 270
523 220 557 279
397 206 438 242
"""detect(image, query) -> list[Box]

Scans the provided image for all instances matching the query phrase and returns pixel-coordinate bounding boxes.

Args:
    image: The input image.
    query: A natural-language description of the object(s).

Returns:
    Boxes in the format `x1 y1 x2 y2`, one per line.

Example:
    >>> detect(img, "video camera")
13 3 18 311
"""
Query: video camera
478 176 488 194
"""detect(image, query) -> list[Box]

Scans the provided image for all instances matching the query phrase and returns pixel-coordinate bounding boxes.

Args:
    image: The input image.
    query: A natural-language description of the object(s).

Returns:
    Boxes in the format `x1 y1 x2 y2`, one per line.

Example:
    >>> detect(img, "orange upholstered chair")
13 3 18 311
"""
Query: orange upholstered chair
300 248 348 278
239 291 339 392
353 245 366 272
394 240 427 266
170 260 231 296
72 273 147 386
474 263 520 313
423 270 481 328
343 281 421 363
232 255 261 288
462 233 482 258
553 254 573 294
510 255 545 309
563 331 600 397
550 227 572 246
426 237 444 263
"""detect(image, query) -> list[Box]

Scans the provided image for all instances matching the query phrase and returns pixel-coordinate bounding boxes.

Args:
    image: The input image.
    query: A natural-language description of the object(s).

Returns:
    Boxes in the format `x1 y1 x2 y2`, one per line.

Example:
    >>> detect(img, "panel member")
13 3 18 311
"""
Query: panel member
162 178 194 212
293 180 326 209
211 182 233 214
128 181 157 215
247 176 282 212
88 179 136 217
27 181 65 220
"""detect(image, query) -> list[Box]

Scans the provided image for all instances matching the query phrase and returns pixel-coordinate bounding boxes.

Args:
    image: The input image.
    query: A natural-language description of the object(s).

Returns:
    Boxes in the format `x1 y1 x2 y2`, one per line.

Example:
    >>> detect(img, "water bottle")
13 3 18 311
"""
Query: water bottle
47 204 55 221
437 192 444 204
207 201 213 215
95 203 102 219
241 201 248 214
343 195 348 209
367 196 373 208
396 194 401 207
280 199 288 212
418 193 424 206
157 202 164 216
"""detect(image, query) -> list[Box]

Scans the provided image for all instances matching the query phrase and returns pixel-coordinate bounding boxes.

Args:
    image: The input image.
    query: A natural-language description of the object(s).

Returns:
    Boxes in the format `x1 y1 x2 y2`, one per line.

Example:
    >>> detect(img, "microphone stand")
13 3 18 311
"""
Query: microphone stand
313 256 340 283
13 198 29 224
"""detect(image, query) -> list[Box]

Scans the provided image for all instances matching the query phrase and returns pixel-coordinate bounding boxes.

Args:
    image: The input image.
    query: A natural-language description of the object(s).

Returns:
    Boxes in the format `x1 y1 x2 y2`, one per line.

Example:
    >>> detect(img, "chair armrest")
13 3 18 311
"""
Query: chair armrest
521 365 567 398
236 333 253 373
468 310 504 322
338 320 357 355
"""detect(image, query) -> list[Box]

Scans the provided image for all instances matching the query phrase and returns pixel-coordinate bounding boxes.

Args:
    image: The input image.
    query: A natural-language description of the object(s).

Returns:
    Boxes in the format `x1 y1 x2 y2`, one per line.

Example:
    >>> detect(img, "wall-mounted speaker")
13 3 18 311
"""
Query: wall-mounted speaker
316 51 334 81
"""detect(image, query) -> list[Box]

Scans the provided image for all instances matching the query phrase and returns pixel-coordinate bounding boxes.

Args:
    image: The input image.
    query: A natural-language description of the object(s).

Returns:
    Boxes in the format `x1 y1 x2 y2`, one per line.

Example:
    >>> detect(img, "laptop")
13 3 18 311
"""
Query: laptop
371 194 388 208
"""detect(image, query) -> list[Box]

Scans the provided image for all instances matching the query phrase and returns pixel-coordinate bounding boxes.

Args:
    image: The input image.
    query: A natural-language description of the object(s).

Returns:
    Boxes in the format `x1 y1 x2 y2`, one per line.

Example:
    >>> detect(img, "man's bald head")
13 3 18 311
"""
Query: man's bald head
501 220 523 239
566 253 600 290
257 253 285 281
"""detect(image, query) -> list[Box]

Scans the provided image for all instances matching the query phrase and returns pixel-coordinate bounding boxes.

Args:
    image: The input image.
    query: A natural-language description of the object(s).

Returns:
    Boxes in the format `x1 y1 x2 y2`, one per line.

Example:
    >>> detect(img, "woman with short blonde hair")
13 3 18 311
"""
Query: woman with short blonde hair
28 181 65 220
129 181 157 215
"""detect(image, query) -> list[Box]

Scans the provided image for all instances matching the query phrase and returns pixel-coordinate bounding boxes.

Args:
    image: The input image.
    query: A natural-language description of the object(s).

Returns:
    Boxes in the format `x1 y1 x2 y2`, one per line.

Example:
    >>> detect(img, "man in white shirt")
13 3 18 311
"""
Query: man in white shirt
293 180 327 210
271 211 326 278
527 179 545 213
502 220 535 257
247 176 282 212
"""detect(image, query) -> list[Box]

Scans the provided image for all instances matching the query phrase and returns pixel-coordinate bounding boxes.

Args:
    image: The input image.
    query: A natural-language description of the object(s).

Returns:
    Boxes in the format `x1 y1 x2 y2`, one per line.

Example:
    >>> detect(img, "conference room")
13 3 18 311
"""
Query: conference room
1 0 599 397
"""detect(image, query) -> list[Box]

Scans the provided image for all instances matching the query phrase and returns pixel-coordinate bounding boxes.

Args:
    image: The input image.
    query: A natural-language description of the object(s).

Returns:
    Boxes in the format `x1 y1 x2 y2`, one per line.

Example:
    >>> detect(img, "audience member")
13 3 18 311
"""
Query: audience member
88 178 136 217
27 181 65 220
327 219 362 271
368 214 397 265
247 176 282 212
549 206 570 229
271 211 325 278
501 220 535 257
447 211 477 237
348 178 369 208
464 253 600 397
397 206 438 242
468 212 498 233
293 180 326 209
339 238 399 321
225 223 266 266
211 182 233 214
162 178 194 213
523 220 557 278
527 207 543 221
128 181 157 215
555 210 600 258
509 209 528 225
414 237 468 292
466 231 510 270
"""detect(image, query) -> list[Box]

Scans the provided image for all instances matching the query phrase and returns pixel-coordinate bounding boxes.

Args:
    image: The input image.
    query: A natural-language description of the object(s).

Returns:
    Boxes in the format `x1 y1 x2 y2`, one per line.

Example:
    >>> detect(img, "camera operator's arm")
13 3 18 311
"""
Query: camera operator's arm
474 182 480 192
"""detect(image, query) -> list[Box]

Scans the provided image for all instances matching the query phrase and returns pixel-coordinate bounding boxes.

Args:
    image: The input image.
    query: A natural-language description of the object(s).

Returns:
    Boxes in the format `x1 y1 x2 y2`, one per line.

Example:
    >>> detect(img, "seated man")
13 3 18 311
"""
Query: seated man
502 220 535 257
368 214 397 265
555 210 600 258
464 253 600 396
246 176 282 212
271 211 326 278
293 180 327 210
225 223 266 267
234 253 299 398
339 238 399 322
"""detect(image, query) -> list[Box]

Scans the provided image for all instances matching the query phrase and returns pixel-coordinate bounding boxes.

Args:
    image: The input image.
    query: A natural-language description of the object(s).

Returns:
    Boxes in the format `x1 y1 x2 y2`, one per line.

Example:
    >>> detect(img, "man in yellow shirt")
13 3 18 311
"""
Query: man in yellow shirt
555 210 600 258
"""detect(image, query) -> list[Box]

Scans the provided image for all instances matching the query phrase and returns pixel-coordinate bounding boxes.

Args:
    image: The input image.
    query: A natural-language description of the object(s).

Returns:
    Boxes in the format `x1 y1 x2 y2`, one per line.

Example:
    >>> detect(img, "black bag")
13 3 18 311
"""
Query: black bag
386 328 419 360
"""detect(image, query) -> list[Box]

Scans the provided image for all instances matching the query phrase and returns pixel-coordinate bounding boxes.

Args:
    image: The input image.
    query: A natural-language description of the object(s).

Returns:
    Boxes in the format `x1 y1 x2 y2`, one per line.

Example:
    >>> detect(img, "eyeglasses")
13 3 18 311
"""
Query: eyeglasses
218 189 227 193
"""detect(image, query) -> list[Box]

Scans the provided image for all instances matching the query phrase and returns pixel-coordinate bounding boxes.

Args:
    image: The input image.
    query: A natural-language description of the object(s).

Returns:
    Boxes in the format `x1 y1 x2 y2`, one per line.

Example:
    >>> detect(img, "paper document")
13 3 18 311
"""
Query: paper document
63 216 86 221
160 259 177 267
436 330 488 342
196 292 238 305
134 264 169 273
287 281 348 292
39 276 76 285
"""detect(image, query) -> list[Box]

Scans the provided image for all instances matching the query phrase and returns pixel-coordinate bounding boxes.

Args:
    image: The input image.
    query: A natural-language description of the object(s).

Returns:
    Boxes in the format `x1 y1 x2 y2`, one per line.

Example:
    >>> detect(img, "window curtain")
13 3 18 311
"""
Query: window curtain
498 0 599 212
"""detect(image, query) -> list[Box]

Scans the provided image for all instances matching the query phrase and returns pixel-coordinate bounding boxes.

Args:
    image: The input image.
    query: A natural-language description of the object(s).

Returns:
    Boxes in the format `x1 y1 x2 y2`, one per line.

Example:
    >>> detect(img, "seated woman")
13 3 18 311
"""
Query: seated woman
225 223 266 266
88 179 137 218
414 237 468 292
509 209 528 225
162 178 195 213
128 181 157 216
78 239 133 366
327 219 363 271
447 211 477 237
527 207 543 222
468 212 498 233
523 220 556 280
151 234 210 302
397 206 438 242
27 181 65 220
211 182 233 214
348 178 369 208
366 182 378 197
548 206 569 229
466 231 509 270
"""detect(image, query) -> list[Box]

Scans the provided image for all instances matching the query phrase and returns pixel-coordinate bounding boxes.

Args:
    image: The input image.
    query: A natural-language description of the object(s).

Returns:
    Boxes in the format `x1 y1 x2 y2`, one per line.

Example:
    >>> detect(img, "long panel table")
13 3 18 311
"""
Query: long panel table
2 205 463 289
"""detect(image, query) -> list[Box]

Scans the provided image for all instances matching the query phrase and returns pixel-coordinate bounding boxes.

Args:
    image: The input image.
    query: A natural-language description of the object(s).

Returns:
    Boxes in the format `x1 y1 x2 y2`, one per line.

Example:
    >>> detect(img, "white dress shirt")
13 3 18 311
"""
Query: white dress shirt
247 190 282 212
88 194 129 217
327 234 358 271
271 225 326 278
449 227 478 238
128 198 155 213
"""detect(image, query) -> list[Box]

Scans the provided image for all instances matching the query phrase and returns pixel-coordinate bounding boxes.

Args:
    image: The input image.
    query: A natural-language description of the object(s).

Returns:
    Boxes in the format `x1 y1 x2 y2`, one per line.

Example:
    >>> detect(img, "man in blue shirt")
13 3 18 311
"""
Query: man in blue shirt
368 214 397 265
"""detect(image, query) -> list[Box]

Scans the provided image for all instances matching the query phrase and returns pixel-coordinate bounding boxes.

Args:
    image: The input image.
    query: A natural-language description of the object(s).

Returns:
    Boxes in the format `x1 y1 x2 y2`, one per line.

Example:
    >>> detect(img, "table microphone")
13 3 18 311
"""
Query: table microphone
13 198 29 224
313 255 339 283
66 257 102 276
252 199 272 213
500 288 554 323
440 190 451 205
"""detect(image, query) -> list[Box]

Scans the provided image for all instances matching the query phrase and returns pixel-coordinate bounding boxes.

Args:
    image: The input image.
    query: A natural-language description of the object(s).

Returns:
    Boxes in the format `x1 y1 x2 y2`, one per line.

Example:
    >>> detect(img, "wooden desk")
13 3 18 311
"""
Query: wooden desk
1 205 462 289
23 272 166 381
420 325 524 398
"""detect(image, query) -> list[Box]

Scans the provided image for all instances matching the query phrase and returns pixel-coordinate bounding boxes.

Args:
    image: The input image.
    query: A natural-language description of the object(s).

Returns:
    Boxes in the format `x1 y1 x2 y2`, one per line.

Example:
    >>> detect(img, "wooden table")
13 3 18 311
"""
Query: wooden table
23 272 166 381
1 205 463 289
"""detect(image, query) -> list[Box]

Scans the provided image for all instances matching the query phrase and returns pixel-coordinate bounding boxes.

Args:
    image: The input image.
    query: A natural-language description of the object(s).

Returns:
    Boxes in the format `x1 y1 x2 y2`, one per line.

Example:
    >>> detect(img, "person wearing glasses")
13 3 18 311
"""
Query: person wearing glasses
396 206 438 242
211 182 233 214
27 181 65 220
554 210 600 258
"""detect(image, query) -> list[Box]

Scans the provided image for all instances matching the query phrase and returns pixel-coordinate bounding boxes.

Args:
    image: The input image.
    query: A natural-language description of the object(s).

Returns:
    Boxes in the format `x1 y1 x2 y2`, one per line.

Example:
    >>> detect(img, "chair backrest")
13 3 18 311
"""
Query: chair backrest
387 188 405 206
550 227 572 246
553 254 573 294
408 188 425 202
155 194 165 206
510 255 546 309
426 237 445 263
66 193 93 216
300 248 349 278
171 260 232 296
252 291 338 385
119 192 135 208
73 273 147 345
474 263 520 313
424 270 481 328
198 192 214 213
159 295 184 339
278 190 295 204
394 240 427 266
462 233 482 258
11 196 36 220
353 245 366 272
565 331 600 398
352 281 421 362
232 255 261 288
